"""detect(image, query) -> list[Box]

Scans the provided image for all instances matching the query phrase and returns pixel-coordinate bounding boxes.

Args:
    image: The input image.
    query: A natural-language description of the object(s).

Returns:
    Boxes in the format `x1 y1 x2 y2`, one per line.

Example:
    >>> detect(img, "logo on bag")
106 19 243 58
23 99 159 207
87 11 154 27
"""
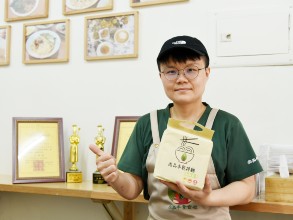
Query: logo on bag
175 136 197 164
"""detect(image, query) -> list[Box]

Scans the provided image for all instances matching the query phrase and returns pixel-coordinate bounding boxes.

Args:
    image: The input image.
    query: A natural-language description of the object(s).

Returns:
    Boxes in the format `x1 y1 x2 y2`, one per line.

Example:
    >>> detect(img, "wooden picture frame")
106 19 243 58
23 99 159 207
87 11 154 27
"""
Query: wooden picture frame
12 117 65 183
85 11 139 60
23 19 70 64
63 0 113 15
0 25 11 66
111 116 140 164
5 0 49 22
130 0 188 7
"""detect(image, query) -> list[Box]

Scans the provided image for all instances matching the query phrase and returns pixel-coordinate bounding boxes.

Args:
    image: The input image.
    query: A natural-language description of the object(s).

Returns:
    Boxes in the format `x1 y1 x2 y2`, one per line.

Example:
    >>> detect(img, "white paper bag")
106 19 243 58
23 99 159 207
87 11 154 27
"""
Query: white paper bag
154 118 214 190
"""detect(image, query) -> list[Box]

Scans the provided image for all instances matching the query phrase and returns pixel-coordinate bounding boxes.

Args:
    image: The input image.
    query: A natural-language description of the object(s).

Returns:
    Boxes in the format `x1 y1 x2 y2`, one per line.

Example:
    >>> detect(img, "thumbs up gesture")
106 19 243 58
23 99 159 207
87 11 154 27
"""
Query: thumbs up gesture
89 144 119 183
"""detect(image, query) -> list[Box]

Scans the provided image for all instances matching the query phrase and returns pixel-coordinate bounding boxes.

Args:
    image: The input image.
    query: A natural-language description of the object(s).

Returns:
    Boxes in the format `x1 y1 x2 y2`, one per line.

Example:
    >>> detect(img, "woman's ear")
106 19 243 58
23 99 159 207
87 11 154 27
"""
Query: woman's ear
205 67 211 77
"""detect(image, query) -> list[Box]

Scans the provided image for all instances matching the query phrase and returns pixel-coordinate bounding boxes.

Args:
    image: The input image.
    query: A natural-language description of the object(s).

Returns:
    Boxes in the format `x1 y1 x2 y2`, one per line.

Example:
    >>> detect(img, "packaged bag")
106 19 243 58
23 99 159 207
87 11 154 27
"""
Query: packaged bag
153 118 214 190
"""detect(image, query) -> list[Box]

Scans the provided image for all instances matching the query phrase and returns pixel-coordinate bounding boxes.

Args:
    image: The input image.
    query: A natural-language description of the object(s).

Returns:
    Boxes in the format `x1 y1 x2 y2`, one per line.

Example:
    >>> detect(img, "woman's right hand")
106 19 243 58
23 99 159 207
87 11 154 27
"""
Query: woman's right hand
89 144 120 184
89 144 143 200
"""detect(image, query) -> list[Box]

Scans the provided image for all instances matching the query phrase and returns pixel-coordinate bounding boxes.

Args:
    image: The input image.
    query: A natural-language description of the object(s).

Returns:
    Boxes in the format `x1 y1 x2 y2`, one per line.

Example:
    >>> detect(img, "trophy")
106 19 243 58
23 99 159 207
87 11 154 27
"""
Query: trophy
93 124 107 184
66 124 82 183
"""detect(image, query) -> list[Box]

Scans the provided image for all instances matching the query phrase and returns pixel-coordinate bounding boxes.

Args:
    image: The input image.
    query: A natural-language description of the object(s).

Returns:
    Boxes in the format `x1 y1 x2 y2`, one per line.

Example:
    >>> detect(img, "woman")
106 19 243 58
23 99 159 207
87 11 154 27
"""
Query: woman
89 35 263 219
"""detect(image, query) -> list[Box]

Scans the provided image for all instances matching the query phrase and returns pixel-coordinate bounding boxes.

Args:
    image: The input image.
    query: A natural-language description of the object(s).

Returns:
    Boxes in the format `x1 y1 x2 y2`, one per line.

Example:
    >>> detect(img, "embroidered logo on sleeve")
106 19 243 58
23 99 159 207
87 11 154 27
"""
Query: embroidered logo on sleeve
247 157 258 165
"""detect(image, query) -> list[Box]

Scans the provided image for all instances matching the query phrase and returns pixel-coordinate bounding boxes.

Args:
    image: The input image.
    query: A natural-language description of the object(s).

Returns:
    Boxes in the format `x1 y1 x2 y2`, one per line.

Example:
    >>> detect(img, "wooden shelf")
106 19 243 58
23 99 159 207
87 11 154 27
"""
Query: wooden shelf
231 194 293 214
1 175 292 215
0 175 145 202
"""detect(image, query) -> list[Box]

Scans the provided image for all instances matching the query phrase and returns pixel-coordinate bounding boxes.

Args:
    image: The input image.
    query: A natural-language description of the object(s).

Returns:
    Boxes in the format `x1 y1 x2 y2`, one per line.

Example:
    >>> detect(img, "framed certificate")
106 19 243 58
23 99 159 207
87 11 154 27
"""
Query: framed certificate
12 117 65 183
111 116 139 163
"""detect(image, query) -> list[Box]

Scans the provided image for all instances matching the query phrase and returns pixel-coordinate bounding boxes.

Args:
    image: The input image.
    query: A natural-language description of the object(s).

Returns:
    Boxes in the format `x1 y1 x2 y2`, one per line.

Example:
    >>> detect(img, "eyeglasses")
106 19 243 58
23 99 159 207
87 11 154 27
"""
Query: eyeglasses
160 65 206 81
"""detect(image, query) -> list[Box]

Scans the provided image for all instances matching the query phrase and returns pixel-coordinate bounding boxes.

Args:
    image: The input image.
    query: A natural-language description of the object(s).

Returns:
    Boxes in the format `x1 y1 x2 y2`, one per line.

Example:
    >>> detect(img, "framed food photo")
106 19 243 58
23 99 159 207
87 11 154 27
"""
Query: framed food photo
63 0 113 15
5 0 49 22
12 117 65 183
85 11 138 61
130 0 188 7
111 116 140 164
0 26 11 66
23 19 70 64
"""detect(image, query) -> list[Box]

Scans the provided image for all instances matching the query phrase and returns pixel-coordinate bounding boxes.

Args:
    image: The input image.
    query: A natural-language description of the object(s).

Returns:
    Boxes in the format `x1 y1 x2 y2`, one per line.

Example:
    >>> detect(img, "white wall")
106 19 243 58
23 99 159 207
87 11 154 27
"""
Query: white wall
1 0 293 219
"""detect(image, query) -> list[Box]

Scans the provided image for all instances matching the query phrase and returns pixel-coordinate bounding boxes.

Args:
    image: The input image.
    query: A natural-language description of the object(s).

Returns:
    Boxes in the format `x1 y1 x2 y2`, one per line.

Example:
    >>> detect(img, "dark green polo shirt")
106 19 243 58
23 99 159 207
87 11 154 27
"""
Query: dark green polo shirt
118 103 263 200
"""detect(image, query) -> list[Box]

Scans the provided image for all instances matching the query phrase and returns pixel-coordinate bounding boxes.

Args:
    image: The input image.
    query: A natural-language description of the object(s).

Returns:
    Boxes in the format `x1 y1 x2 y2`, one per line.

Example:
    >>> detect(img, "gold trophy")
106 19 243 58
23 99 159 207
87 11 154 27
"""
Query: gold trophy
93 124 107 184
66 124 82 183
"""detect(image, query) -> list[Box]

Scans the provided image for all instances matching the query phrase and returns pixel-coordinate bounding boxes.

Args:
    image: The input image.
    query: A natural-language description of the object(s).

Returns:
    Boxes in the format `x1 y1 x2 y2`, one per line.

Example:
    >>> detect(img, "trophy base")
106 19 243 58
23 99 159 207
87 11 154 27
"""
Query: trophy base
66 171 82 183
93 171 107 184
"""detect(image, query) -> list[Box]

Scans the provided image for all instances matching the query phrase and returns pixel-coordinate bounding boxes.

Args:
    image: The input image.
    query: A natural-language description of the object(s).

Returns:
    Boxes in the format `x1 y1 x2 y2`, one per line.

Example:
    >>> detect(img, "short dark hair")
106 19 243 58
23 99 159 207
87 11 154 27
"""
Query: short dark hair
157 48 209 71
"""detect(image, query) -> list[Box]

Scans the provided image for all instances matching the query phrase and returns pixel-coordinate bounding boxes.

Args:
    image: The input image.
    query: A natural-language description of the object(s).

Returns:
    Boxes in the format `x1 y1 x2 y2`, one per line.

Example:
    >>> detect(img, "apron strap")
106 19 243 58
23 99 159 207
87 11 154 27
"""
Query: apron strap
150 111 160 145
205 108 219 129
205 108 221 189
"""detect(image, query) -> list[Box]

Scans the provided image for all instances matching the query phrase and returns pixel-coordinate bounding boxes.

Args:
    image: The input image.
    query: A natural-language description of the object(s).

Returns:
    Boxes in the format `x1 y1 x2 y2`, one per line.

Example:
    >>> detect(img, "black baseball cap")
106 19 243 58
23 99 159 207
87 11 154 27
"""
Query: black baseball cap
157 35 209 64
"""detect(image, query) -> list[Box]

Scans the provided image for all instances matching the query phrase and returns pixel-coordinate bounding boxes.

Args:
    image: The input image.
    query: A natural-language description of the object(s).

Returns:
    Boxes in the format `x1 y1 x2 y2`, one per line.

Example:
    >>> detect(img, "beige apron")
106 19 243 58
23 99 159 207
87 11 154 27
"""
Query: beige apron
146 109 231 220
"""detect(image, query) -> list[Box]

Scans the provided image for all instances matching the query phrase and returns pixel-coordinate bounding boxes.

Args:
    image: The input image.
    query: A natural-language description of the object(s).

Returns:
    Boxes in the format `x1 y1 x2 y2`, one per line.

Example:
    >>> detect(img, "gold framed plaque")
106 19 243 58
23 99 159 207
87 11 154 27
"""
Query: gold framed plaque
111 116 139 163
12 117 65 183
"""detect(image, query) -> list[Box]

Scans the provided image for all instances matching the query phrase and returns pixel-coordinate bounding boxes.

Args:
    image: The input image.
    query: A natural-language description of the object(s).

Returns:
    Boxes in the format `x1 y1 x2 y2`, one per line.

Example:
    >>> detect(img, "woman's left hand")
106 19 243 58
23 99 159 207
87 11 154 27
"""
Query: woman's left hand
161 175 256 207
160 175 213 206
